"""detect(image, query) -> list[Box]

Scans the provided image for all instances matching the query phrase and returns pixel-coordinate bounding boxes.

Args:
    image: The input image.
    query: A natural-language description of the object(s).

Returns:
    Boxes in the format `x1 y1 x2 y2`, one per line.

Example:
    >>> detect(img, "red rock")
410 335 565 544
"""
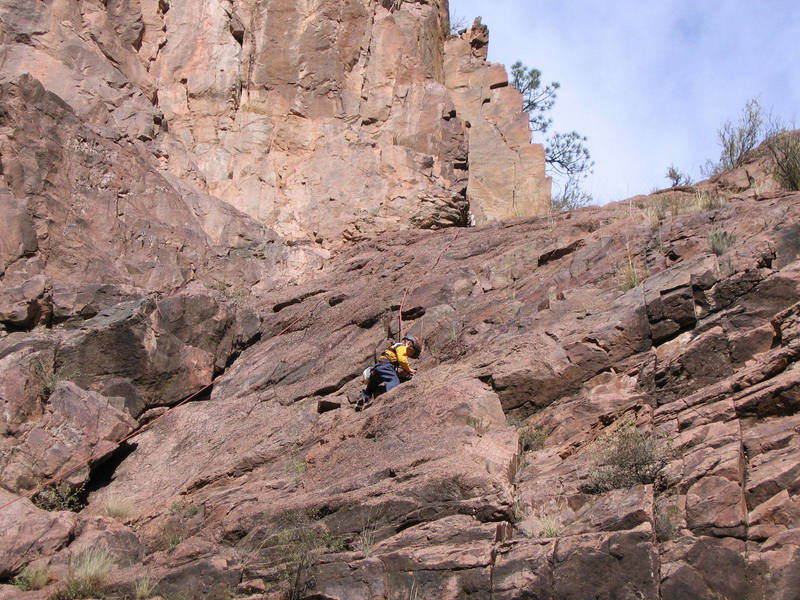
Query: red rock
3 3 800 593
0 489 77 579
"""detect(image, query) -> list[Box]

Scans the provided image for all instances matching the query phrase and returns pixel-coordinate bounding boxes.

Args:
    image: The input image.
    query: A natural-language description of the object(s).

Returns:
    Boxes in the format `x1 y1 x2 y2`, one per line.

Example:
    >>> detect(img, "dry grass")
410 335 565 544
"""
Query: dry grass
48 548 114 600
103 496 133 520
709 228 736 255
134 575 158 600
532 500 567 538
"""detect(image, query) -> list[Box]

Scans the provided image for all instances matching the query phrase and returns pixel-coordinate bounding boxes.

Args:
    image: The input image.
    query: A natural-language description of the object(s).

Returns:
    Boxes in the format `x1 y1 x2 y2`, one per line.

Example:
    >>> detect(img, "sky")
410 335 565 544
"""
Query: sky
448 0 800 204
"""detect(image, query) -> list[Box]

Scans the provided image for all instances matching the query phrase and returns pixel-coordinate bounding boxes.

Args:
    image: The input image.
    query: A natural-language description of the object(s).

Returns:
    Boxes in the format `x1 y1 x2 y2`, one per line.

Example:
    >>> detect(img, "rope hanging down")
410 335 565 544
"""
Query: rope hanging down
397 228 460 339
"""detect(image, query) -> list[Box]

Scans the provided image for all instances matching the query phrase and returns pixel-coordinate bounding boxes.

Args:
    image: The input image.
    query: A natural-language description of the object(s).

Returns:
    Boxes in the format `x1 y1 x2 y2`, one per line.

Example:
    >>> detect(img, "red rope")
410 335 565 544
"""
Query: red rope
0 298 325 514
398 285 410 339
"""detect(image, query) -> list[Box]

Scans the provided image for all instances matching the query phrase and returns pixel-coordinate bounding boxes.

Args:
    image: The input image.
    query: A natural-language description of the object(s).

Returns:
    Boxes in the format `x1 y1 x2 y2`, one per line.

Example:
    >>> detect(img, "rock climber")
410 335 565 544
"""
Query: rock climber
356 335 422 410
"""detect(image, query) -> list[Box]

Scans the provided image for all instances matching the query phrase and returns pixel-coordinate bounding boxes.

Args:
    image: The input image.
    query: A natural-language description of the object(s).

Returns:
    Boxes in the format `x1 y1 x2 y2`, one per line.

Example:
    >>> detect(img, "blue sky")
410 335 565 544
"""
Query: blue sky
448 0 800 204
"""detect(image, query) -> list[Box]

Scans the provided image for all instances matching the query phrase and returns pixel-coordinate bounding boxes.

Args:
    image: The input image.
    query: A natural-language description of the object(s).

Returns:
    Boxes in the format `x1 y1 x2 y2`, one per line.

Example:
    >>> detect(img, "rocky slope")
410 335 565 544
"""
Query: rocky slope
2 169 800 599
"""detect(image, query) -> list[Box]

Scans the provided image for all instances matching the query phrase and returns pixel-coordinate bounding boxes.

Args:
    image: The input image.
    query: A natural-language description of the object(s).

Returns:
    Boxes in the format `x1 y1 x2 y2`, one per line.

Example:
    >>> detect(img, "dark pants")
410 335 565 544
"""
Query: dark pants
360 362 400 401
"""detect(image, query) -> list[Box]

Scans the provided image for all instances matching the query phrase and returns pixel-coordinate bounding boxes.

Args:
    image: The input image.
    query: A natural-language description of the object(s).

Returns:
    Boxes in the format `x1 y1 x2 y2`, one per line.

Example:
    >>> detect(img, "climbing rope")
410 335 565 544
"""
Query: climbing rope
397 228 460 339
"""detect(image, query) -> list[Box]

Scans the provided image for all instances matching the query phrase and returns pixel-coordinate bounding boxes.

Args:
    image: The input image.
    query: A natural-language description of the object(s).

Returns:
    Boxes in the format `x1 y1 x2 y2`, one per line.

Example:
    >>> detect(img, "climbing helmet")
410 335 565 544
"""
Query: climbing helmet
402 334 422 357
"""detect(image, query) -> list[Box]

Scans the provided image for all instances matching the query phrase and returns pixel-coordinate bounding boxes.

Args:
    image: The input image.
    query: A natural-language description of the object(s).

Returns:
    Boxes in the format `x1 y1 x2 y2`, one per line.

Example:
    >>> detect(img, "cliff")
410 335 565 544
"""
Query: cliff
0 0 547 250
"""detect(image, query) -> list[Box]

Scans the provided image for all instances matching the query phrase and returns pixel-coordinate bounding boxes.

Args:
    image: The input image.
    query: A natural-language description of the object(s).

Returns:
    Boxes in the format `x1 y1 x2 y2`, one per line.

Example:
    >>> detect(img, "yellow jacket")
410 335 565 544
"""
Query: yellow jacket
380 342 413 375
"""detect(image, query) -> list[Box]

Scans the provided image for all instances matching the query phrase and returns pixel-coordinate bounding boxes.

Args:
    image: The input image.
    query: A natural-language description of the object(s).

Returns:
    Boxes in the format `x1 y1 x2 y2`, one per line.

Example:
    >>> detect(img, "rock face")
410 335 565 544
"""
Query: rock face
2 169 799 598
0 1 547 249
445 18 551 224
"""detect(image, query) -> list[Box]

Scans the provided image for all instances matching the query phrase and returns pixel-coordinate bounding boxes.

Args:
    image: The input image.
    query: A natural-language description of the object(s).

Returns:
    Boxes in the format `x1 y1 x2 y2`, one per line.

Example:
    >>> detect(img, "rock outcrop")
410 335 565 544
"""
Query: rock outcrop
445 18 551 224
1 1 548 249
2 174 799 597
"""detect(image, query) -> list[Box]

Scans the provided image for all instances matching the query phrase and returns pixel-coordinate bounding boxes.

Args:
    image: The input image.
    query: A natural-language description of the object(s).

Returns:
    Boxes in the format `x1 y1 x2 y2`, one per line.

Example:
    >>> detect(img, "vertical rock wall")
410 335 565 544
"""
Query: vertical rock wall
148 0 470 245
0 0 549 246
444 19 551 224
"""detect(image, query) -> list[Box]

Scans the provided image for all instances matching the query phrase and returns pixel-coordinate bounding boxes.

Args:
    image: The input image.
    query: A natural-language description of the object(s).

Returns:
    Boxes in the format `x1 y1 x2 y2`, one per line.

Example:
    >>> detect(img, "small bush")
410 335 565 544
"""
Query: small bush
703 98 764 176
13 565 50 590
519 427 546 452
588 413 666 493
766 131 800 190
709 229 735 255
32 482 86 512
449 13 469 35
666 165 692 187
551 174 593 212
48 548 114 600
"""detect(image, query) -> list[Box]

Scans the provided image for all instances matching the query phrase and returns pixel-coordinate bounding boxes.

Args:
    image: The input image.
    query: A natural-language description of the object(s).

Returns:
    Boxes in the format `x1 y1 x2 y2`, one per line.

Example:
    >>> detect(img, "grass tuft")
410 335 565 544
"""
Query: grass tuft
103 496 132 520
13 565 50 590
134 575 158 600
47 547 114 600
709 228 735 255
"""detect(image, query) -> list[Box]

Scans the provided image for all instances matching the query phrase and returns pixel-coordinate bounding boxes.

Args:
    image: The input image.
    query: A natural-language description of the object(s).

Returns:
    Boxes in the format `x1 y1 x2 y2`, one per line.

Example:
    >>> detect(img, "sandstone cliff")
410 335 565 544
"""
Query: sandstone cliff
0 0 548 249
2 1 800 600
445 18 551 224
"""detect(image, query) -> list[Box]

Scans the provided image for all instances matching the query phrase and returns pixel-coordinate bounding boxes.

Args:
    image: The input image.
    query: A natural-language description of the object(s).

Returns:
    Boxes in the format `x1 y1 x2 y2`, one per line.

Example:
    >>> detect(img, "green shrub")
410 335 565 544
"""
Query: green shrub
588 413 666 493
13 565 50 590
519 427 546 452
709 228 735 255
32 482 86 512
